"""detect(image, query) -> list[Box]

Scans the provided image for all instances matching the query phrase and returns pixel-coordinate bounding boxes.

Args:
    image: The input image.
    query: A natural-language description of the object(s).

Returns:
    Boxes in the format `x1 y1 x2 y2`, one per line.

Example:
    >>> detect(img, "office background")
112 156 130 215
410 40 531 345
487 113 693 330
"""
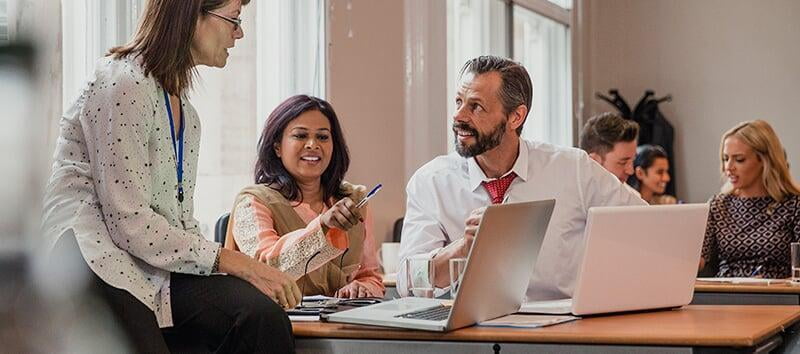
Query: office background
6 0 800 244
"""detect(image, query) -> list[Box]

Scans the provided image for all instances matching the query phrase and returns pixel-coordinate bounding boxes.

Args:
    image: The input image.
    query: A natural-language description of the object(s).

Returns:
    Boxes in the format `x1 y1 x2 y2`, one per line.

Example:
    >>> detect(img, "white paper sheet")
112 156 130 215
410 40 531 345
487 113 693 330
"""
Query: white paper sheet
478 314 579 328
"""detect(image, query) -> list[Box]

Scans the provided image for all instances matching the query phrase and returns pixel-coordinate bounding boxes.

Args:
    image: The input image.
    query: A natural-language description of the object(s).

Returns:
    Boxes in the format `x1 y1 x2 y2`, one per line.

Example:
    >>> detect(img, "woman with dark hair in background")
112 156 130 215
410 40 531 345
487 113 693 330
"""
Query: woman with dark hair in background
41 1 299 352
225 95 384 299
699 120 800 278
627 144 677 205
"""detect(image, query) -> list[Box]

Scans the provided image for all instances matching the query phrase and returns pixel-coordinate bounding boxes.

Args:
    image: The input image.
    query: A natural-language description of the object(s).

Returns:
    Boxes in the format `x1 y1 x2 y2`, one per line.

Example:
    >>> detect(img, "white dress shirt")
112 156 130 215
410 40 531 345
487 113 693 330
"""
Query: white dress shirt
42 56 219 327
397 139 646 300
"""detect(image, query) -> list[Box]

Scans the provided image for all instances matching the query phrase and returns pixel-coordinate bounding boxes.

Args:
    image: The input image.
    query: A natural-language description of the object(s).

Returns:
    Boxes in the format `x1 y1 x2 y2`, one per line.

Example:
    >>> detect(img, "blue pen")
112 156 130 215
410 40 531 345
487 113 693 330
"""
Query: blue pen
355 184 382 208
749 265 763 278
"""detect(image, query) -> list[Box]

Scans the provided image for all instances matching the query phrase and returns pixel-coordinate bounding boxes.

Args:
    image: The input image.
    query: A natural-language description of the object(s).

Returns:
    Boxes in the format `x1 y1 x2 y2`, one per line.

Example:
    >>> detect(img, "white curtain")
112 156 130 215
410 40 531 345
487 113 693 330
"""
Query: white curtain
513 4 572 147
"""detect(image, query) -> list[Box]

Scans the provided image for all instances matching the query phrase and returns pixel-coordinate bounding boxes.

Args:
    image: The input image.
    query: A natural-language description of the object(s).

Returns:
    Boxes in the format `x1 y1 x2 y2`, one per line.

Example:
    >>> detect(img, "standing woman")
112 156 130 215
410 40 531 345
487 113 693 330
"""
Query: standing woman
42 0 300 352
700 120 800 278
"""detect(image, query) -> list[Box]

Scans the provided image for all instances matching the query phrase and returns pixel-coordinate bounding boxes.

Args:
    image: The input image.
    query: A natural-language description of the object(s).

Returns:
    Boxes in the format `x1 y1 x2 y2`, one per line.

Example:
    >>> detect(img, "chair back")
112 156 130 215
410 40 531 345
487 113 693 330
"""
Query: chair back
392 217 403 243
215 213 230 244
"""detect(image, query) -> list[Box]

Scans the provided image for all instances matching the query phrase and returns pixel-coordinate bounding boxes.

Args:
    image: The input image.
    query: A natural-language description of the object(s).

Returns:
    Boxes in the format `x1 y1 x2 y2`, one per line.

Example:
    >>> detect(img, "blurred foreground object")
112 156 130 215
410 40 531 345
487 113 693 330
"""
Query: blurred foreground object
0 42 130 353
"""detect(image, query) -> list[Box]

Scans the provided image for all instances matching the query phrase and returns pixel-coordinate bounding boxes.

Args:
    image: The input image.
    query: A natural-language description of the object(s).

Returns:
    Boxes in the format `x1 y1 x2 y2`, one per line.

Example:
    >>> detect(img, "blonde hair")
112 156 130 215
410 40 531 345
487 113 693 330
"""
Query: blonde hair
720 120 800 201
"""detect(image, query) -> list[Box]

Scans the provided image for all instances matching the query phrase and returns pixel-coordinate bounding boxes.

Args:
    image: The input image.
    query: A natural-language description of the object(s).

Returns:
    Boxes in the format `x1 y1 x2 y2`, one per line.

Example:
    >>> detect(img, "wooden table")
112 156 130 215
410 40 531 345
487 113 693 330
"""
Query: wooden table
293 305 800 353
693 280 800 305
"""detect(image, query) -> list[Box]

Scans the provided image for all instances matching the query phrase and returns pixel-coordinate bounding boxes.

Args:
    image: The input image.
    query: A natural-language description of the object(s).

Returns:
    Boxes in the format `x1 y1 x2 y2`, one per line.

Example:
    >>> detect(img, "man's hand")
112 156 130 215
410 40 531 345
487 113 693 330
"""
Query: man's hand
430 207 487 288
320 197 363 231
461 207 486 257
219 248 303 309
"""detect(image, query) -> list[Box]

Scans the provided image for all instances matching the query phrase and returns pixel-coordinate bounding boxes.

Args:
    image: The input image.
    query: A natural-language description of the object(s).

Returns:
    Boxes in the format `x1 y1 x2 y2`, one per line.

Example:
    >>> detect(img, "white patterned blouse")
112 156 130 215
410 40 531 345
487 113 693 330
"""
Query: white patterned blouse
42 55 220 328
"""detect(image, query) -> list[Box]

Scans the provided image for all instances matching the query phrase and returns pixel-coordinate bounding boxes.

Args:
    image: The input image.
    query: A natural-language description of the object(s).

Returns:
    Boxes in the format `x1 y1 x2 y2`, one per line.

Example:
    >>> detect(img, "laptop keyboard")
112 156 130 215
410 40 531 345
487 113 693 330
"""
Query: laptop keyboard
395 305 452 321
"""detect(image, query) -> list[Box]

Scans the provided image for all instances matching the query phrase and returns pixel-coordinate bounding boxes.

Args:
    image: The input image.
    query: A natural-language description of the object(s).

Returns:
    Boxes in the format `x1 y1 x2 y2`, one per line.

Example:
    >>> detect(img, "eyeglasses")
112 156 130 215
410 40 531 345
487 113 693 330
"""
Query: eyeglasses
205 10 242 32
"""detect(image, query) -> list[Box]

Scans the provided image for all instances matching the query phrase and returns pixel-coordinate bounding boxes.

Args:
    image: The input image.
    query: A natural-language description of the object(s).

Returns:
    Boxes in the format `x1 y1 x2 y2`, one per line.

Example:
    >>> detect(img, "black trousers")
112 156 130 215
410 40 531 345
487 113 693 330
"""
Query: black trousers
53 234 295 353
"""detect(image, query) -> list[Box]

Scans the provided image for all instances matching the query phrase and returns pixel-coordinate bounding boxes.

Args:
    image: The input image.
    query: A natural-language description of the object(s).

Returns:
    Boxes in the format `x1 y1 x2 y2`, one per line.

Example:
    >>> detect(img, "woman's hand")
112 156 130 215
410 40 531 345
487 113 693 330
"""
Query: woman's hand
320 197 363 231
335 281 375 299
218 248 302 309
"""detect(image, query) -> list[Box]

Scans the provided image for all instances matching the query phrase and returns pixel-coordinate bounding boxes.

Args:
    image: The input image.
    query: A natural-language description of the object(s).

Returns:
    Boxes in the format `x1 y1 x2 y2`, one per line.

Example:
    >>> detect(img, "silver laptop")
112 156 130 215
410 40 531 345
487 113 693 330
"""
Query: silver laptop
521 203 709 316
327 199 556 331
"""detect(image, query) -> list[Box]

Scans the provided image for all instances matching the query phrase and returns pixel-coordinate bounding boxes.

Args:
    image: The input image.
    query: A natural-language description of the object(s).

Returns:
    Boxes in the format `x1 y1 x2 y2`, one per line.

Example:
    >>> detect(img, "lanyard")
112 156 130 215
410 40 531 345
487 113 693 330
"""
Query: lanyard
163 89 185 203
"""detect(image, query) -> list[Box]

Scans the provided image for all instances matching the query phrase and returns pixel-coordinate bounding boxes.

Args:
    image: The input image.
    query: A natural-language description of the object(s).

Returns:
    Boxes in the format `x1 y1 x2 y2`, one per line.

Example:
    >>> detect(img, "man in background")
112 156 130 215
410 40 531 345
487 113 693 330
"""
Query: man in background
579 112 640 184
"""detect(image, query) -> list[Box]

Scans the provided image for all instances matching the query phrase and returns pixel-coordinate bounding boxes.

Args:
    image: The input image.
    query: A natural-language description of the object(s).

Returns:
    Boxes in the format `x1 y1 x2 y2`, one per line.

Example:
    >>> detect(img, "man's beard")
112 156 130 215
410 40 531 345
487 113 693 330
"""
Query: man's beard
453 119 507 157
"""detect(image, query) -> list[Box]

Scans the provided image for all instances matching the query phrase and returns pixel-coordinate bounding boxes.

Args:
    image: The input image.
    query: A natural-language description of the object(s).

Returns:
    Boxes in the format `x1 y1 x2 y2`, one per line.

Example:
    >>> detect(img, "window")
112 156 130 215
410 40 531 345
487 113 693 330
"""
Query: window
446 0 508 149
447 0 573 148
192 0 326 239
61 0 143 111
513 4 572 146
0 0 9 45
60 1 326 240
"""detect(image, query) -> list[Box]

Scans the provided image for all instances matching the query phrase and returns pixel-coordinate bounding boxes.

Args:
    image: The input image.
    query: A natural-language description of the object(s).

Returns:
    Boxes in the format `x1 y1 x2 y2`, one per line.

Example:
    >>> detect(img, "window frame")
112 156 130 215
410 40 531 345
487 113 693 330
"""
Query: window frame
446 0 578 148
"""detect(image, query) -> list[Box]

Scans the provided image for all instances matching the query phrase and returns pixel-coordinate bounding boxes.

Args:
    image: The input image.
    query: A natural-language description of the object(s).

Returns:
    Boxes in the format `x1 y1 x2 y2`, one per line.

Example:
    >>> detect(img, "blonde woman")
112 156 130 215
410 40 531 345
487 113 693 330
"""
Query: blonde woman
700 120 800 278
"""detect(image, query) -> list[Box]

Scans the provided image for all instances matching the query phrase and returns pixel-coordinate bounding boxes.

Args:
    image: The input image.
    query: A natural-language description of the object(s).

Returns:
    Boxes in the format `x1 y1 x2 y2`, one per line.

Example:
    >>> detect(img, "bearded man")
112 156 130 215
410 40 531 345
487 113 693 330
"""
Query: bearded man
397 56 645 301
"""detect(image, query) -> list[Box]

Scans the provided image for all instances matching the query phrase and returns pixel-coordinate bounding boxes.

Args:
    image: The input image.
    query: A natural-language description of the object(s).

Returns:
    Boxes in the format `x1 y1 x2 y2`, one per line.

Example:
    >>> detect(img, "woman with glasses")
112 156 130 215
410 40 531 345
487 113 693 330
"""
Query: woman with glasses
41 0 299 352
699 120 800 278
224 95 385 299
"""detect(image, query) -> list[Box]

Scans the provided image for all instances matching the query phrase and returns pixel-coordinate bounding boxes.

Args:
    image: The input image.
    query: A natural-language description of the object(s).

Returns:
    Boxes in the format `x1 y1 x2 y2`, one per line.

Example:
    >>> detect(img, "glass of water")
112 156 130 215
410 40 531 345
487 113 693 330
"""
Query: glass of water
449 258 467 299
405 256 435 297
791 243 800 284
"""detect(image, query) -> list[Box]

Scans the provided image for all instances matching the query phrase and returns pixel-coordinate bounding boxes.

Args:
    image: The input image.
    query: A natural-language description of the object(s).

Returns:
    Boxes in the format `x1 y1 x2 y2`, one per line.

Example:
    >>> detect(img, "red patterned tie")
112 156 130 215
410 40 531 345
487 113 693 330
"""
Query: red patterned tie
482 173 517 204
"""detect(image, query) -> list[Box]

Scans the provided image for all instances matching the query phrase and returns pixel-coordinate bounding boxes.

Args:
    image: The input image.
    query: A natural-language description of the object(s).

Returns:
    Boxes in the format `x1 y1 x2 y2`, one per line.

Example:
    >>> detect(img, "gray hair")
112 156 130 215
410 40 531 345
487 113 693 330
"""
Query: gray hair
459 55 533 135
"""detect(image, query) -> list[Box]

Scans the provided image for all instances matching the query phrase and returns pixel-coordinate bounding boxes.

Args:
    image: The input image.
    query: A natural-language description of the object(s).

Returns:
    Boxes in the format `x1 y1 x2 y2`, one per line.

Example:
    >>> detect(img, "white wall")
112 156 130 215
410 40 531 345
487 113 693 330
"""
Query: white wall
581 0 800 202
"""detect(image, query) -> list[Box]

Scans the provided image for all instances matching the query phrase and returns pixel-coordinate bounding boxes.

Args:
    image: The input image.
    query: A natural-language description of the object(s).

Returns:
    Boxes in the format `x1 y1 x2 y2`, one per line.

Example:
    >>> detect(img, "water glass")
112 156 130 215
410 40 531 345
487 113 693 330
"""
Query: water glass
791 243 800 283
449 258 467 298
405 256 435 298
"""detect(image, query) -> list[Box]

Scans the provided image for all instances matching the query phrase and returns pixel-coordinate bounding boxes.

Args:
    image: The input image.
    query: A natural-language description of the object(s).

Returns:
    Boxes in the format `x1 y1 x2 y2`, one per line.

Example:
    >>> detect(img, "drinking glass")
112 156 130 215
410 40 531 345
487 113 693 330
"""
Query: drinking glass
449 258 467 298
791 243 800 284
405 256 435 298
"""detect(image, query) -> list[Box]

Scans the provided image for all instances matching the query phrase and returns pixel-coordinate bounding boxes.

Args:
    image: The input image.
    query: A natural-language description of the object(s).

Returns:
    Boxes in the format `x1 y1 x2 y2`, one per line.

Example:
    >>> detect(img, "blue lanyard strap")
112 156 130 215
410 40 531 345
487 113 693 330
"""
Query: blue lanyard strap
163 89 185 203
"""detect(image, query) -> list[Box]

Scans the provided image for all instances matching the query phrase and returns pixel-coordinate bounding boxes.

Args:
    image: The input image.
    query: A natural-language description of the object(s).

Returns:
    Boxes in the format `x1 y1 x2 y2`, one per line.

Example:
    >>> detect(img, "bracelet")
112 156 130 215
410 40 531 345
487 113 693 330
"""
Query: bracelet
211 247 221 273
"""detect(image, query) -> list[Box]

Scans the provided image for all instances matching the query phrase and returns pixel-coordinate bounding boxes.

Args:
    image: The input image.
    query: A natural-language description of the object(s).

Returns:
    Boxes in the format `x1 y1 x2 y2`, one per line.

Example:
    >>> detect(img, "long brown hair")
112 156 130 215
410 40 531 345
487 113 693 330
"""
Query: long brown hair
720 120 800 201
109 0 250 95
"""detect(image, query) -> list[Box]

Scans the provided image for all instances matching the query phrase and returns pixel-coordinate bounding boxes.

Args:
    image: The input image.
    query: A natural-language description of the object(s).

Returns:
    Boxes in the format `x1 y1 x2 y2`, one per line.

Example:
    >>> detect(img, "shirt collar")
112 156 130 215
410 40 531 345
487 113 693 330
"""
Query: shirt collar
466 139 529 192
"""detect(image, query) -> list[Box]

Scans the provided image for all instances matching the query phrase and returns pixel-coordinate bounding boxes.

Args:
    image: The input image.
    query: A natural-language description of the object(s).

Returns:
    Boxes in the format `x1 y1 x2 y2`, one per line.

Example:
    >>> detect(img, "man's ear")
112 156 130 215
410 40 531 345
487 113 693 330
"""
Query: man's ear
588 152 602 164
508 104 527 133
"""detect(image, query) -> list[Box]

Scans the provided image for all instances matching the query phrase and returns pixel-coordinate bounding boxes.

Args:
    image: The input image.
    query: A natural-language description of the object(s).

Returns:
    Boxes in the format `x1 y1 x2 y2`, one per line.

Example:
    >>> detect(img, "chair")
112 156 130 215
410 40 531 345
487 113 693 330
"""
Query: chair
392 217 404 243
214 213 230 245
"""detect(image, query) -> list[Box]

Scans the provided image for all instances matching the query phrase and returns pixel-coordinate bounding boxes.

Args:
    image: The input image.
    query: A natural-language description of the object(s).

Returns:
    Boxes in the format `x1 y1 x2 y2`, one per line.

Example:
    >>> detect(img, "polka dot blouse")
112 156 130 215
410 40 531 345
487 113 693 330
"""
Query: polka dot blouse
42 55 220 328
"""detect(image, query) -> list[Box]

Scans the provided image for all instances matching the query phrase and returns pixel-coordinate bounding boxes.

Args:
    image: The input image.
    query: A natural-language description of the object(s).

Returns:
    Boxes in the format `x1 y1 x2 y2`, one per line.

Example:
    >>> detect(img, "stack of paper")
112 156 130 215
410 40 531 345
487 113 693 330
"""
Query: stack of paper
479 314 579 329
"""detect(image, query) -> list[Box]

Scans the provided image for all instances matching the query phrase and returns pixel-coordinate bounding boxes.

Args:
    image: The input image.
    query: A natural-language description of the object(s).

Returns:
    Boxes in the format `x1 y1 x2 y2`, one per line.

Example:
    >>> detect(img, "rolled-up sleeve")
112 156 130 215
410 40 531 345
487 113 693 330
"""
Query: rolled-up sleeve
396 172 449 297
81 75 218 275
